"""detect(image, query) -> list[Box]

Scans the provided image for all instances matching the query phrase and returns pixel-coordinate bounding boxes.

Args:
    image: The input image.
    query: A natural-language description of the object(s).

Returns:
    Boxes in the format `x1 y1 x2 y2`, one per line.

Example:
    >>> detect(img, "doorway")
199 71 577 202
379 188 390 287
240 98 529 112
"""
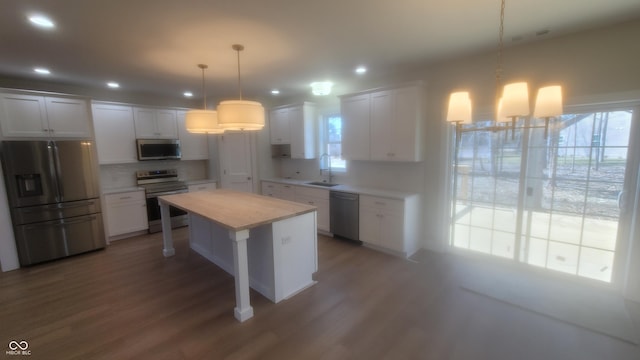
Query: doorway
450 108 638 284
218 131 257 193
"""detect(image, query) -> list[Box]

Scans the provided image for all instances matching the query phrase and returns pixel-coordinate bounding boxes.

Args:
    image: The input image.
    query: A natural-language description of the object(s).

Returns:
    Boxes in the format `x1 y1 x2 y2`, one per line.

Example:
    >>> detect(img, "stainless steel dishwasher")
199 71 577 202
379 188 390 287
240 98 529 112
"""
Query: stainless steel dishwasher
330 191 360 242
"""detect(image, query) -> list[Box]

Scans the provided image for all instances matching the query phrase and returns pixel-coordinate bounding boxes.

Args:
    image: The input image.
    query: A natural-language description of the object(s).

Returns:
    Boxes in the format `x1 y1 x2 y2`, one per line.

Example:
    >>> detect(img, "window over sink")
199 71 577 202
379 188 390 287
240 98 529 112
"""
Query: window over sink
324 114 346 172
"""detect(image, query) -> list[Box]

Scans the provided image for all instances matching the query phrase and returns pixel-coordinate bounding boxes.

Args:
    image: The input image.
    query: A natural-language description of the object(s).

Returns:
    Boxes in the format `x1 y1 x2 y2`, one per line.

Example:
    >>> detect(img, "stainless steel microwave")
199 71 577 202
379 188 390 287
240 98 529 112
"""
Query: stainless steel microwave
136 139 181 161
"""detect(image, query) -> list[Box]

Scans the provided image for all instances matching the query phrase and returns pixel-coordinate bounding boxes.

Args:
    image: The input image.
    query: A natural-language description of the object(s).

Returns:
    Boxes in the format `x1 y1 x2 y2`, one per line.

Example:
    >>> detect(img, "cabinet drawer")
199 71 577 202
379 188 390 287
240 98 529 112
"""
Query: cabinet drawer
105 190 145 205
295 186 329 200
188 182 216 192
360 195 404 213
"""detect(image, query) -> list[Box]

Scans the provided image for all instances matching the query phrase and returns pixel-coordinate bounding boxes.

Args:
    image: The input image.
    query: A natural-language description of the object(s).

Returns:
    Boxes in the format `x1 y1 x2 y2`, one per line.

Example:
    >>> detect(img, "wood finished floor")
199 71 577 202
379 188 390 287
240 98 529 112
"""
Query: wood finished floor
1 228 639 360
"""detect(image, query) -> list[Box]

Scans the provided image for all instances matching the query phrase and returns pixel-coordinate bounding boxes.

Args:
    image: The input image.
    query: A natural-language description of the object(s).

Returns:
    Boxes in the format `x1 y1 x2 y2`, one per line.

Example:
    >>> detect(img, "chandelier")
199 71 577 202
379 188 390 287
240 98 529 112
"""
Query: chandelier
446 0 563 136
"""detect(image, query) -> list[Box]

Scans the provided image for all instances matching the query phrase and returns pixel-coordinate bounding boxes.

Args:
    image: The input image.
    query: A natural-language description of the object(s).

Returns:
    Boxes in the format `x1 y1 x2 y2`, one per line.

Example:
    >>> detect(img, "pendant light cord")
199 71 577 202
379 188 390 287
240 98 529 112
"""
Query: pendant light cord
233 44 244 100
198 63 208 109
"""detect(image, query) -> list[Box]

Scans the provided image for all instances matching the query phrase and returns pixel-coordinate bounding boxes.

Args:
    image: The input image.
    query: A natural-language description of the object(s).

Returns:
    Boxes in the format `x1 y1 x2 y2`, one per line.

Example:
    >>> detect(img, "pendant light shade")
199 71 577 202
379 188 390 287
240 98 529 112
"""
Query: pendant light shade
446 91 472 124
534 85 563 118
185 110 223 134
217 44 265 131
217 100 265 131
185 64 224 134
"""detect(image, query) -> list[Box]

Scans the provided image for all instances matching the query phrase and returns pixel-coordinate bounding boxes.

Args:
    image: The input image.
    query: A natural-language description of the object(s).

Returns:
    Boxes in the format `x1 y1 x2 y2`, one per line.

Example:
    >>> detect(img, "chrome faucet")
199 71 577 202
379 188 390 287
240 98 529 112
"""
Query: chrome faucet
319 153 333 183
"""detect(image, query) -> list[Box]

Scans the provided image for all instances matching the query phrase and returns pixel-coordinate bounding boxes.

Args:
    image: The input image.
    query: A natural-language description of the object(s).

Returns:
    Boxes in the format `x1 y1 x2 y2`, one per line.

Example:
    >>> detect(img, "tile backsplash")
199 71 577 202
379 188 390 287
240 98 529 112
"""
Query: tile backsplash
100 160 208 189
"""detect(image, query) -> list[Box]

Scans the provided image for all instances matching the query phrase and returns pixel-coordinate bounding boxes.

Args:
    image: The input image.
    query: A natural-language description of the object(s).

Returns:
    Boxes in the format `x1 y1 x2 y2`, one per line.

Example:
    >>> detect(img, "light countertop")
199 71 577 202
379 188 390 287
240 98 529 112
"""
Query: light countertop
261 178 419 200
159 189 317 231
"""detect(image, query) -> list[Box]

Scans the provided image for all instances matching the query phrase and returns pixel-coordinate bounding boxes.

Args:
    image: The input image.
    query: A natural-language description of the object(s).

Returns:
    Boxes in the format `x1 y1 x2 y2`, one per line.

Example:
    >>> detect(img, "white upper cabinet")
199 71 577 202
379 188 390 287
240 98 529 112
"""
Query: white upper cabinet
370 86 422 161
340 93 371 161
0 92 92 139
177 110 209 160
340 83 423 162
269 102 316 159
91 102 137 164
269 107 291 144
133 107 178 139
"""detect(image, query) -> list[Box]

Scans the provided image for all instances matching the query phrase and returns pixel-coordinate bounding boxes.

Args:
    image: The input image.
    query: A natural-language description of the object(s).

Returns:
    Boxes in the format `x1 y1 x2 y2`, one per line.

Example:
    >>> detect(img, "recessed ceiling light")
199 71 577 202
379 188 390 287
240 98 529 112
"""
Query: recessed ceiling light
355 66 367 74
183 91 193 97
107 82 120 89
28 15 55 29
310 81 333 96
34 68 50 75
271 89 280 95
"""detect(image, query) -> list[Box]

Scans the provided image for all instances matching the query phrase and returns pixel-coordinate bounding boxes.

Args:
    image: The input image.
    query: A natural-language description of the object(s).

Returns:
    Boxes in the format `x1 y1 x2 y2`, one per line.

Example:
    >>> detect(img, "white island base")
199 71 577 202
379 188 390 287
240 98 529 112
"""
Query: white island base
188 212 318 305
159 189 318 322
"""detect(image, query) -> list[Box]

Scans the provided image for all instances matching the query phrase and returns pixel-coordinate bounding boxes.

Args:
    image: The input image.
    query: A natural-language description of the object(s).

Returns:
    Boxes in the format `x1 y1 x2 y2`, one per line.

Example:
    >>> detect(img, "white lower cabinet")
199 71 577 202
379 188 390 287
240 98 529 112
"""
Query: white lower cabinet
261 181 295 201
261 181 329 233
104 190 148 238
359 194 420 257
295 186 330 232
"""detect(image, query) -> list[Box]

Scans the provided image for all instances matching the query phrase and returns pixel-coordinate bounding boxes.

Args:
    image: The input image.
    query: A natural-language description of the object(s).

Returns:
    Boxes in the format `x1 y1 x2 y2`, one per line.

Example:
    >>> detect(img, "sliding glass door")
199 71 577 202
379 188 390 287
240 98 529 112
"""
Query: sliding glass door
450 107 638 284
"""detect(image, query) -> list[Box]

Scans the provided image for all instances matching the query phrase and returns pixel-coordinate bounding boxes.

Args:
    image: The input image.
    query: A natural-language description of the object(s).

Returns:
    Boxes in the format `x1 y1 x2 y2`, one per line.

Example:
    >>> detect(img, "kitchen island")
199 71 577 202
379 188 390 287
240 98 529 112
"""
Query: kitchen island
158 189 318 322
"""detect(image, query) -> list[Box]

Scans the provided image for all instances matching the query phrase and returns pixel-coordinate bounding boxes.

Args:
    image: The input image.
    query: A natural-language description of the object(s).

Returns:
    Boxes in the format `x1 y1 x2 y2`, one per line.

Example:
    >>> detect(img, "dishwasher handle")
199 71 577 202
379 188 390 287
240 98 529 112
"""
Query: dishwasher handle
330 191 359 201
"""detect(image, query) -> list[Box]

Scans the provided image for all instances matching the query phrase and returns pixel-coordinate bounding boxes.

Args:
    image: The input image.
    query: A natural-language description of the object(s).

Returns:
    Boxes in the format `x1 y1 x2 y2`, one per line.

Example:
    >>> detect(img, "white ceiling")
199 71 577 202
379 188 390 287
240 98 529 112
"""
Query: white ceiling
1 0 639 102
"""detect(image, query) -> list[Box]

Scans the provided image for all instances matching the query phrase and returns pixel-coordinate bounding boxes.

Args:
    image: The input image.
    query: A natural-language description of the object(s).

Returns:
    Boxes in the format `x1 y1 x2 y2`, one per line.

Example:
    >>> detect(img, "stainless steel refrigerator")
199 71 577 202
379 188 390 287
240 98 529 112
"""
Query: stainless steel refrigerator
1 140 105 266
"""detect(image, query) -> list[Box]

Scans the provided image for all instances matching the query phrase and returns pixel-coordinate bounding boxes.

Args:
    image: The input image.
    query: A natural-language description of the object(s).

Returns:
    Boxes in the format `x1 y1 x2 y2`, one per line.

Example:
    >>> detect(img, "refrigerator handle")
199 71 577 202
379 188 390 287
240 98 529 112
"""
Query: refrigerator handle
48 141 64 202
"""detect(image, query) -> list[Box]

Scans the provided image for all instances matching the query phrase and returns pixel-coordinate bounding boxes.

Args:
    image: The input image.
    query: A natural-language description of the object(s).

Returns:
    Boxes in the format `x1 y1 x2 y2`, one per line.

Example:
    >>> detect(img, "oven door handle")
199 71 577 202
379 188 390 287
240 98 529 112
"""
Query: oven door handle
145 190 187 198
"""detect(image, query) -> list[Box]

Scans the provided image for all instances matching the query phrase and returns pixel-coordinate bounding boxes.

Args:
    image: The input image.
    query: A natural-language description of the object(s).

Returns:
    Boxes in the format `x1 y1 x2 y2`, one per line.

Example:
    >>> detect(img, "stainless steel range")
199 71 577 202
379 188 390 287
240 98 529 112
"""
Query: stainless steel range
136 169 188 233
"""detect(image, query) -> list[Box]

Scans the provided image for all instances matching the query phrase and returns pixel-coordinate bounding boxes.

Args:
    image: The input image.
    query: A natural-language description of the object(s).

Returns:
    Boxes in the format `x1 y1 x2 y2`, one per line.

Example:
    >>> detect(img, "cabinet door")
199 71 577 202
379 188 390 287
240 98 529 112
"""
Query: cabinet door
290 105 316 159
45 97 92 138
155 109 178 138
280 184 296 201
360 206 383 246
391 86 421 161
341 93 370 160
104 192 148 237
0 93 49 138
133 107 158 138
370 90 394 161
177 110 209 160
297 194 329 232
92 103 137 164
379 209 405 252
270 108 290 144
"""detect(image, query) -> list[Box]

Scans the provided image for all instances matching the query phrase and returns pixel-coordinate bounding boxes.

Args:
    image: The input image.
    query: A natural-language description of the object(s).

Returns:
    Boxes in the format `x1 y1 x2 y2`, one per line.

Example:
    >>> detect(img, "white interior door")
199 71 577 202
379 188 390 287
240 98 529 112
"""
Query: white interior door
218 132 255 193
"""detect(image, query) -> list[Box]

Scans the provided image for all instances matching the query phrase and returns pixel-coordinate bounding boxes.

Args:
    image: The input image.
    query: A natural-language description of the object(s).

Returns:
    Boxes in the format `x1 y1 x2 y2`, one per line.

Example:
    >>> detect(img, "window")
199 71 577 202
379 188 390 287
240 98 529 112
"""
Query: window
325 114 346 171
449 109 638 283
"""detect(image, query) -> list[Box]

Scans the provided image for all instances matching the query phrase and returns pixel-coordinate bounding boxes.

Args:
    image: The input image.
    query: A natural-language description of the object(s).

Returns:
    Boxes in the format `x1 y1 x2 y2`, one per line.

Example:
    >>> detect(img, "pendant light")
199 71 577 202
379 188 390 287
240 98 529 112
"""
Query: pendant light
217 44 265 131
185 64 224 134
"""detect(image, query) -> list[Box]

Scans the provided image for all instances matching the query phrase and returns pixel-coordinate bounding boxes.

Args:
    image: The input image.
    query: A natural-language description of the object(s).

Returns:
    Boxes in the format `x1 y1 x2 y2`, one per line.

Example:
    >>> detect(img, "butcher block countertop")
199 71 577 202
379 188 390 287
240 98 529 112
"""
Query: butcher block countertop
159 189 317 231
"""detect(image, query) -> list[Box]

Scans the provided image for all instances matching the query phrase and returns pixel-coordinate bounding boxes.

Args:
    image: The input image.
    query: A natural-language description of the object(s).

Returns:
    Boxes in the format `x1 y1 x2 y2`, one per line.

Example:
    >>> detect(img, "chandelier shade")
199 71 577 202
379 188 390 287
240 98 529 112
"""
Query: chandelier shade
446 92 472 124
217 100 265 131
534 85 563 118
501 82 530 118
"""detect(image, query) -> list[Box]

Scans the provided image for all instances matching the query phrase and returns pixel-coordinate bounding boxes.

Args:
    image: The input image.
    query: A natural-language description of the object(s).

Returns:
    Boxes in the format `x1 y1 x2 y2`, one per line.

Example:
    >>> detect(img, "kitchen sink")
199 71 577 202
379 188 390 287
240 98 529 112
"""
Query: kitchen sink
305 181 339 187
